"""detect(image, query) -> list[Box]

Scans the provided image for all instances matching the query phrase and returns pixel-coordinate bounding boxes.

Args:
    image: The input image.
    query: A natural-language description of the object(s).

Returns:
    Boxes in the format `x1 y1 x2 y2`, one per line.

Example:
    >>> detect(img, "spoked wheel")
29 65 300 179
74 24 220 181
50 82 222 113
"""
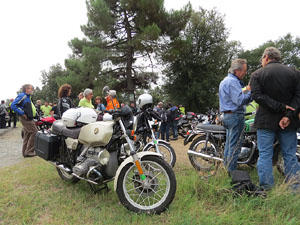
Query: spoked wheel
188 136 221 174
143 142 176 167
116 156 176 214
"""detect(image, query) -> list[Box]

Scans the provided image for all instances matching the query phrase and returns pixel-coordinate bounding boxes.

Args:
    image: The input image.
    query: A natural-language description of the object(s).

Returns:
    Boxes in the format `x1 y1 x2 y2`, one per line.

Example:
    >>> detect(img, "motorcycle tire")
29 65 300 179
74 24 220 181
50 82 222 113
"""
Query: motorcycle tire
275 144 300 176
116 155 176 214
143 142 176 167
188 135 219 171
56 167 80 183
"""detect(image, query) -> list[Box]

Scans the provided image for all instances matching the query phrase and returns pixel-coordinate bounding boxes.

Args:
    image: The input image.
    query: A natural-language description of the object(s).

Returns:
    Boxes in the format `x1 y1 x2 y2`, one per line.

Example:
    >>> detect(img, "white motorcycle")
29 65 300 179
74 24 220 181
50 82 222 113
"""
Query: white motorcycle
34 105 176 214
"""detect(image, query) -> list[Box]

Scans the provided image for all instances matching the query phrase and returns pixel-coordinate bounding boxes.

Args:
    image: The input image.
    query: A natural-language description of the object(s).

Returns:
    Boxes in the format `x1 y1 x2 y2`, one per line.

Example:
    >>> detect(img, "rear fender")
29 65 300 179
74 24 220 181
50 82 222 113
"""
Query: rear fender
113 152 162 191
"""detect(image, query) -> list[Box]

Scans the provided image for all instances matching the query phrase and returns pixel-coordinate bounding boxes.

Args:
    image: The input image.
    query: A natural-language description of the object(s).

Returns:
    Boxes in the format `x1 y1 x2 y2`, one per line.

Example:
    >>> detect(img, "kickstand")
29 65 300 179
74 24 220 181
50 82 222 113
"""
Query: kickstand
88 183 110 194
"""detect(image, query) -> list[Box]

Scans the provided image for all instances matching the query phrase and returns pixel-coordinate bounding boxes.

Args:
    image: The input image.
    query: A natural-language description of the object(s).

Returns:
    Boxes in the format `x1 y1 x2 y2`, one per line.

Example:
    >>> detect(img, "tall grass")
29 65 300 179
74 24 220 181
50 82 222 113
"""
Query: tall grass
0 157 299 225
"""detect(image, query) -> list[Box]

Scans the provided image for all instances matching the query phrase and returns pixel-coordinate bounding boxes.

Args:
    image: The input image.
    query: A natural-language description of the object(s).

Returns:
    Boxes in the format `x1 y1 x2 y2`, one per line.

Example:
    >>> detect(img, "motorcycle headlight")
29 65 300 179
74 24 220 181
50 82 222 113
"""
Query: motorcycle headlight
98 150 110 165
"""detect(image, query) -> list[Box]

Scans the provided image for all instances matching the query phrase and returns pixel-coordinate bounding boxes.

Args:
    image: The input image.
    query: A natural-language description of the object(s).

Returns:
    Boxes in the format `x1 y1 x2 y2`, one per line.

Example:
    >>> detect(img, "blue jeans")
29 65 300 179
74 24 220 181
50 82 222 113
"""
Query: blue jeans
223 113 245 171
160 122 170 141
257 129 300 189
171 120 178 139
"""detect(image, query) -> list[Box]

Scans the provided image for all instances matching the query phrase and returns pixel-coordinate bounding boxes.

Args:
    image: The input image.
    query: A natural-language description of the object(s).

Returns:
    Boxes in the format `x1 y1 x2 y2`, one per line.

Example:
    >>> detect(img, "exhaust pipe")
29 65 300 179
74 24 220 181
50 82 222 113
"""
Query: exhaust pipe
72 173 98 185
187 150 224 162
49 161 99 185
49 162 72 173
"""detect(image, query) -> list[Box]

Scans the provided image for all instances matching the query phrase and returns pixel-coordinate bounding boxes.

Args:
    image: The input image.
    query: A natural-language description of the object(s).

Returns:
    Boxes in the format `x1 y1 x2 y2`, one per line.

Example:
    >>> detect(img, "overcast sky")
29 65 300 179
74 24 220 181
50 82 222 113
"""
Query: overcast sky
1 0 299 101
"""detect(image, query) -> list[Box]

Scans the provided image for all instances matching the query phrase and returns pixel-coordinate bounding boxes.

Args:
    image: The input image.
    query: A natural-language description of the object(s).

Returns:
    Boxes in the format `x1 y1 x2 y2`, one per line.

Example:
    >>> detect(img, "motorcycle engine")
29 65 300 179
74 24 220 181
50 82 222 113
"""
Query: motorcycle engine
73 147 104 177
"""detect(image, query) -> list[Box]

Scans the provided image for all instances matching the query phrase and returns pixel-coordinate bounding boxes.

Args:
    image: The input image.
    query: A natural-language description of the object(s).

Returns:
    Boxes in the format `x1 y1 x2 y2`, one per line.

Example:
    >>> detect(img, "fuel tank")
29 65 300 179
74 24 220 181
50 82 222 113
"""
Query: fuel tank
78 121 115 147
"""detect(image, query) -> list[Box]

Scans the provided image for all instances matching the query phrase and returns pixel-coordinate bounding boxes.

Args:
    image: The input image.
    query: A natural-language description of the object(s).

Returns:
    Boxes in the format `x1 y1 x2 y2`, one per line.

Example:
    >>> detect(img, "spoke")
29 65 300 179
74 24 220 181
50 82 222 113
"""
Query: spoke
148 195 160 203
149 187 163 199
127 185 143 193
136 187 146 203
149 171 163 182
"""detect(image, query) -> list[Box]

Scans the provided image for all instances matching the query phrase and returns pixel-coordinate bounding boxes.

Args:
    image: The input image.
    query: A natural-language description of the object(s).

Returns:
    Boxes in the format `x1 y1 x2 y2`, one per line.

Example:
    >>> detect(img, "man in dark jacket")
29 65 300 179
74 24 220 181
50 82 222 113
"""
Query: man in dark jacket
251 47 300 189
11 84 37 157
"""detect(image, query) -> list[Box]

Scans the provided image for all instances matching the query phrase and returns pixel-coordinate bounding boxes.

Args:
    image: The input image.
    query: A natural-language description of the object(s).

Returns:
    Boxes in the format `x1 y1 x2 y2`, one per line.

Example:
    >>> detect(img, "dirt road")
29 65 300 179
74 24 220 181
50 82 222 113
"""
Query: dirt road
0 127 24 168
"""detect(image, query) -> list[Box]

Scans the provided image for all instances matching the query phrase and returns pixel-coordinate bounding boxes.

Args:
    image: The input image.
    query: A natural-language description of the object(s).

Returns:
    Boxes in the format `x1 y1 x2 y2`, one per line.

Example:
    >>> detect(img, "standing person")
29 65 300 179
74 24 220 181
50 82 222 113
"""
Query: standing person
0 100 8 129
77 92 84 106
160 104 171 142
35 100 42 116
130 102 137 115
169 103 181 140
8 98 17 128
79 88 95 109
179 105 185 115
57 84 73 118
153 102 163 139
153 102 163 113
50 102 59 116
251 47 300 190
11 84 37 157
219 59 251 172
41 101 52 117
105 90 120 110
95 96 106 111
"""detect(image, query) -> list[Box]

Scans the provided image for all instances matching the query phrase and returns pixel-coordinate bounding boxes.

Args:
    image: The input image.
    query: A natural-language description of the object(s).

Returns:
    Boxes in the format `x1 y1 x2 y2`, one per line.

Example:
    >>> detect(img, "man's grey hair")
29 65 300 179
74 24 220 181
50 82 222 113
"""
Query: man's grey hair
83 88 93 97
262 47 281 62
228 59 247 74
109 90 117 98
22 84 33 93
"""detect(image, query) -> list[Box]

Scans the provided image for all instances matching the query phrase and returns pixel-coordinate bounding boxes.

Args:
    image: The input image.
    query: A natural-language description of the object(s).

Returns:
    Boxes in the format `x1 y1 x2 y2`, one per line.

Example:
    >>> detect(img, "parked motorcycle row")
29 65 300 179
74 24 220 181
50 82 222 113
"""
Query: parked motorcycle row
33 88 300 214
185 112 300 176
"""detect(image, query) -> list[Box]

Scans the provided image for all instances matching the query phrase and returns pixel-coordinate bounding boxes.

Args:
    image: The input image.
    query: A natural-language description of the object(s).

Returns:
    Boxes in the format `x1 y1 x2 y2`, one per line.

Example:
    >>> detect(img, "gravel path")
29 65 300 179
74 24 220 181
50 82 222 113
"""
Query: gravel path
0 127 24 168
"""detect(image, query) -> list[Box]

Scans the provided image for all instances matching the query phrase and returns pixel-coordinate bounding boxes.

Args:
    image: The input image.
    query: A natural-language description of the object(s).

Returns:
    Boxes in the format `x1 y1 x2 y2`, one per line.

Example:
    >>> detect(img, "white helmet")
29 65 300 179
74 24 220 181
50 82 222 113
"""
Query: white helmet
136 94 153 110
62 108 97 127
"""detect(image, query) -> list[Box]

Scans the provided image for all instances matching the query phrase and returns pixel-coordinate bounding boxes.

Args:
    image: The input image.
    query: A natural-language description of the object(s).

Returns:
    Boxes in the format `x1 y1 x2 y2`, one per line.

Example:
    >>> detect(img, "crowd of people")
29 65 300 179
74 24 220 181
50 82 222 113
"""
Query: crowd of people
153 102 185 142
0 99 18 129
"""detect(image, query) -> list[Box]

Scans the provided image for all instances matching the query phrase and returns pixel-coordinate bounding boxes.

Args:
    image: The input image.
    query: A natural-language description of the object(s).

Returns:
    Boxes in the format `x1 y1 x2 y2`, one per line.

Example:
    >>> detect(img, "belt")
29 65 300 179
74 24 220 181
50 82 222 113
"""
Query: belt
223 110 233 114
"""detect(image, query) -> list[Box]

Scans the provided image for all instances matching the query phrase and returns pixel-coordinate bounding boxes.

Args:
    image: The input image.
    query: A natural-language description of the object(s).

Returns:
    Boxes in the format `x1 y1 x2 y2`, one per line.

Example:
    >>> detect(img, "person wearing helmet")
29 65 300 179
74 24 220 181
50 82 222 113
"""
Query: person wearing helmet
105 90 120 110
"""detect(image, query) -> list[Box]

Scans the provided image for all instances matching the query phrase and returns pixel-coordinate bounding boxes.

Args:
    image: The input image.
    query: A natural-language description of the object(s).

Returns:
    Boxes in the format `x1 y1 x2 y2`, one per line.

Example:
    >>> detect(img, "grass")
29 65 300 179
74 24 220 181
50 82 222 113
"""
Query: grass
1 140 300 225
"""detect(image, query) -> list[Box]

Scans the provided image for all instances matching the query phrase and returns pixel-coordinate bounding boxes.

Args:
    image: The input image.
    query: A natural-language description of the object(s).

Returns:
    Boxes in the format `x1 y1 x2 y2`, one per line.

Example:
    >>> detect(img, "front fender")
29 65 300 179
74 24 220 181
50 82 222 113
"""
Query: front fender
113 152 162 191
143 140 170 150
184 133 198 146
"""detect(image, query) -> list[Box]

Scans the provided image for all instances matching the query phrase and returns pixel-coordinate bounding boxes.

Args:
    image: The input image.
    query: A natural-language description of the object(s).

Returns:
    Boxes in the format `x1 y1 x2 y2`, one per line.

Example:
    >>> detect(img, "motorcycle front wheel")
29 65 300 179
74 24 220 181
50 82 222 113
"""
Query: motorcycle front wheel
143 142 176 167
188 135 220 172
116 156 176 214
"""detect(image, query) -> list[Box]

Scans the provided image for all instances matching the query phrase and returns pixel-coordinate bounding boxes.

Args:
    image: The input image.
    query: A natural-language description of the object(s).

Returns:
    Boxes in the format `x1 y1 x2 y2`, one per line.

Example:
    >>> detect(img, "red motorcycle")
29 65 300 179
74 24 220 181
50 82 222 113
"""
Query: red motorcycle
21 113 56 138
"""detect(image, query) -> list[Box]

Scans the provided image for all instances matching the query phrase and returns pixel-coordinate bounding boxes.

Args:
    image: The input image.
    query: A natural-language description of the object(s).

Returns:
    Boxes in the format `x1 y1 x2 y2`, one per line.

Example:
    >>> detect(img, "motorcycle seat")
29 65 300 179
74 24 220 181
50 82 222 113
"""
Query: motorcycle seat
196 124 226 133
52 120 81 139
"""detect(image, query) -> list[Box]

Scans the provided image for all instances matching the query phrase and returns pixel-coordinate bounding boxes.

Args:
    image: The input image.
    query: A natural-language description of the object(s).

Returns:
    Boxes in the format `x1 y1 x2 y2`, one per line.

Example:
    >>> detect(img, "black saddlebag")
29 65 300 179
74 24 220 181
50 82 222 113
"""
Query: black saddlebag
35 131 60 161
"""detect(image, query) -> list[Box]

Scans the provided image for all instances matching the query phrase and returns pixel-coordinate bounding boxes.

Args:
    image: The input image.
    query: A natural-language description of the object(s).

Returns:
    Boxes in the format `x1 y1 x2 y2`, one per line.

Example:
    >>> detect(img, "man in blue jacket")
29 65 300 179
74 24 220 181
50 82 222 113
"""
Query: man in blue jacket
11 84 37 157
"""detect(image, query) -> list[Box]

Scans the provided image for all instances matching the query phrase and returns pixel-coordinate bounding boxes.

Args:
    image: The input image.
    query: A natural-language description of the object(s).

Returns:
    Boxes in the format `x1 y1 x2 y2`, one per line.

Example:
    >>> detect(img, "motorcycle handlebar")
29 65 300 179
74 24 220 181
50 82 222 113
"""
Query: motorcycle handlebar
146 108 161 121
